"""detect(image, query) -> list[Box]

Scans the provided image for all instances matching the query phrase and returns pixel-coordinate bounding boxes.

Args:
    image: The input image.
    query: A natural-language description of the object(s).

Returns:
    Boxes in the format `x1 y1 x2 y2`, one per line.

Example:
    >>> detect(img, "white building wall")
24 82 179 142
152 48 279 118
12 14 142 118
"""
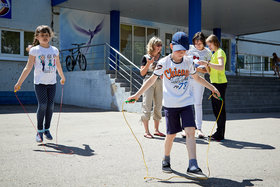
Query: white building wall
238 31 280 57
55 70 141 112
1 0 52 32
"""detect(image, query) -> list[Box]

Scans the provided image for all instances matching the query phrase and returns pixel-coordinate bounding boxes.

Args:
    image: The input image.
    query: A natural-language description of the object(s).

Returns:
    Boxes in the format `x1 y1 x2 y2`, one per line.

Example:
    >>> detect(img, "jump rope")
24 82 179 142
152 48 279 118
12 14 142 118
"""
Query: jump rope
122 94 223 181
15 84 223 180
14 85 73 155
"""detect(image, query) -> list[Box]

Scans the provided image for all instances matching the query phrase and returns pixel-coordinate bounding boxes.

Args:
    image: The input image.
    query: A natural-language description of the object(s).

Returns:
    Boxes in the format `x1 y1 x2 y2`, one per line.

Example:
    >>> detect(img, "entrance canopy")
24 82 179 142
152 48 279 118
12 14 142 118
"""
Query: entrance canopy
53 0 280 36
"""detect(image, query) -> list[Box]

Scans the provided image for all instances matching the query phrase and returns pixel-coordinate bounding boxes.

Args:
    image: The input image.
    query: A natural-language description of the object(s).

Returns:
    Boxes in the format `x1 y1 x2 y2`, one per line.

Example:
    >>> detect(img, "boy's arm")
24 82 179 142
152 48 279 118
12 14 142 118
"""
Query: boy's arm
126 74 158 103
191 73 221 99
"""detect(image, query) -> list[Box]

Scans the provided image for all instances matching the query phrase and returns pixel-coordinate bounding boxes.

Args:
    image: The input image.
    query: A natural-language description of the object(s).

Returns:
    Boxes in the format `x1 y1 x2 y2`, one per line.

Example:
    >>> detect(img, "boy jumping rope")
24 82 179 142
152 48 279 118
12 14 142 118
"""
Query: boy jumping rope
127 32 220 178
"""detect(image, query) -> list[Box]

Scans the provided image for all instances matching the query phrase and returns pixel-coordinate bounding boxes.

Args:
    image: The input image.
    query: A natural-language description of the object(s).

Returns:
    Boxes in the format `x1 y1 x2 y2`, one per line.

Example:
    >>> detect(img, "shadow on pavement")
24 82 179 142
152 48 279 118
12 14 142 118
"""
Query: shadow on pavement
219 139 275 150
34 143 95 156
158 172 263 187
173 137 208 145
174 137 275 150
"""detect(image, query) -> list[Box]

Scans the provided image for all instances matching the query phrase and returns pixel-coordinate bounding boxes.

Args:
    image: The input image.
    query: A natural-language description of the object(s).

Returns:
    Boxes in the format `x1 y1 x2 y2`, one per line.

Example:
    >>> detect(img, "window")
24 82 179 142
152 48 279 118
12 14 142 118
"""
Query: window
263 57 269 71
24 32 34 56
0 29 34 58
253 56 261 71
237 55 244 69
165 33 172 56
133 26 145 66
147 28 158 42
237 54 271 72
120 24 132 61
1 30 20 54
120 24 159 66
221 39 230 71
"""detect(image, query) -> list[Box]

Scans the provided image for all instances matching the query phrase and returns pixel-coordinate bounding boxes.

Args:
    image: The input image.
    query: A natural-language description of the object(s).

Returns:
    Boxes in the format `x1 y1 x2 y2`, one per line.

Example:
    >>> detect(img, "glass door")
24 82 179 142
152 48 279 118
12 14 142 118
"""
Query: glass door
120 24 132 61
133 26 145 66
165 33 172 56
120 24 159 67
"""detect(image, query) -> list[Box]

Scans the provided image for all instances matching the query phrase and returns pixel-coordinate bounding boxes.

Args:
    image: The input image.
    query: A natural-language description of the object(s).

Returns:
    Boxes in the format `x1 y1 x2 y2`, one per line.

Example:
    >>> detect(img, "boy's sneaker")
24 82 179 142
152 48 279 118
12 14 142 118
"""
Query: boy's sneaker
44 130 53 140
162 160 172 173
36 132 44 143
186 167 207 179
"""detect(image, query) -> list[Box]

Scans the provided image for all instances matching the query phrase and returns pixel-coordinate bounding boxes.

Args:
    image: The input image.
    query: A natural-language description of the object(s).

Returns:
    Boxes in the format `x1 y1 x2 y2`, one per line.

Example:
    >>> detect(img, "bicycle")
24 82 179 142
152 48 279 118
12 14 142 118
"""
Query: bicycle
65 43 87 71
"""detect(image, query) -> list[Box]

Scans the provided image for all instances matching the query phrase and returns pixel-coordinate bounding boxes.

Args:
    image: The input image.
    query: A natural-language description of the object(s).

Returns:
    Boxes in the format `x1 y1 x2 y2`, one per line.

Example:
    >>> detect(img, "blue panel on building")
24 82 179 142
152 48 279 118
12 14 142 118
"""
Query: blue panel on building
213 28 221 42
0 91 37 104
110 10 120 69
188 0 201 43
51 0 68 6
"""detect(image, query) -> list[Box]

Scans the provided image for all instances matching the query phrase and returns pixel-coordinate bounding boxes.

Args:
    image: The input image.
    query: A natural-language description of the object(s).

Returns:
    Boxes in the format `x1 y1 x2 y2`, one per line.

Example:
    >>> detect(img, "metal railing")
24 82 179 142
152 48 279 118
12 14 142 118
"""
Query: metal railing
59 43 143 93
236 61 275 77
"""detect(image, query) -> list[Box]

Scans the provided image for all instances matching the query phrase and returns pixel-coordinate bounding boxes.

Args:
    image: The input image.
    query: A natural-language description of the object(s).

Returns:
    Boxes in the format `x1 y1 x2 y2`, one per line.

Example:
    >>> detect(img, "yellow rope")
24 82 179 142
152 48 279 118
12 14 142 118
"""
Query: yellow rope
122 95 223 181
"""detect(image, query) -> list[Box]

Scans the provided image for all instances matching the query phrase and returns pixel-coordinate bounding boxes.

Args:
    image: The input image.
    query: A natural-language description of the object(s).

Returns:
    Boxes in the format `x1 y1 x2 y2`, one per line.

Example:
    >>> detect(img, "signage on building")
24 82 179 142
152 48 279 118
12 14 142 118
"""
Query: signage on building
0 0 11 19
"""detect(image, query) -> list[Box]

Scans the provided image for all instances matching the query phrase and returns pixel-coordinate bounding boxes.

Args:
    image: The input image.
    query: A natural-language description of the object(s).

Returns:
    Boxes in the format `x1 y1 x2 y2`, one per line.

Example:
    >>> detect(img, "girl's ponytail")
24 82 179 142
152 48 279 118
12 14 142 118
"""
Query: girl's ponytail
26 37 39 52
32 38 40 46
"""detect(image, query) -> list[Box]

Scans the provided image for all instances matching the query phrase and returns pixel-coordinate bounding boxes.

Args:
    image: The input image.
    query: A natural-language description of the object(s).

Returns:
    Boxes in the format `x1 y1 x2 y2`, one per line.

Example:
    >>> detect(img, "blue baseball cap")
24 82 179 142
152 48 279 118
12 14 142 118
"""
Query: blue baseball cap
171 32 189 51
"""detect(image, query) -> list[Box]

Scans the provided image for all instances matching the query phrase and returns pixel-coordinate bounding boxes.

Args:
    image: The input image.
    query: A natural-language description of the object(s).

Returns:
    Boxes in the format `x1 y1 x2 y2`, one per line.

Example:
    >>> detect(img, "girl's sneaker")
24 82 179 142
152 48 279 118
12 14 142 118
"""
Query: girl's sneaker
44 130 53 140
36 132 44 143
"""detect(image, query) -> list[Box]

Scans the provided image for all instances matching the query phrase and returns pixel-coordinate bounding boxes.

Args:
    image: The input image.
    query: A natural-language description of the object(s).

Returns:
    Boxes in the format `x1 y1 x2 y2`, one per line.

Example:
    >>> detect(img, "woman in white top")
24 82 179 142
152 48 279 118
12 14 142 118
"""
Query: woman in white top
183 32 212 138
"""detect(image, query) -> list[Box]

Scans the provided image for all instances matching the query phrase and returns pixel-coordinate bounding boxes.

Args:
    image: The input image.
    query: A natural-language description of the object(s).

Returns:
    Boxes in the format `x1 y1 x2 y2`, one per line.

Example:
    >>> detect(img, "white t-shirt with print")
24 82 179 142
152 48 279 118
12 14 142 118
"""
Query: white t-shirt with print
187 45 212 77
29 45 59 85
153 54 196 108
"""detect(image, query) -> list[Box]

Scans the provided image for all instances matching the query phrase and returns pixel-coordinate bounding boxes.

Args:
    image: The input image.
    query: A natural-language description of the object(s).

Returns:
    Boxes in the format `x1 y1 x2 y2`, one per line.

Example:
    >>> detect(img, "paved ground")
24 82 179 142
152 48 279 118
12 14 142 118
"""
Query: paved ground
0 104 279 187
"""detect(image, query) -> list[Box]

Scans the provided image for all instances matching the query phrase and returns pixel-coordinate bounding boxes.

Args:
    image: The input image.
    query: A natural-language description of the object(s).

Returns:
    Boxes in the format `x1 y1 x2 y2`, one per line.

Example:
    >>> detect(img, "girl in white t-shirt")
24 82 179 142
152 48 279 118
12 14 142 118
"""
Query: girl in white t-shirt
14 25 65 143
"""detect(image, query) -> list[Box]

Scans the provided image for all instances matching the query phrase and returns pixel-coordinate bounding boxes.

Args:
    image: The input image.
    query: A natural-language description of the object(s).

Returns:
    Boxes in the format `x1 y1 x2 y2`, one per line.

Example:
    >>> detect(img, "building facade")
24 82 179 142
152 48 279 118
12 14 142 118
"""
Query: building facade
1 0 280 104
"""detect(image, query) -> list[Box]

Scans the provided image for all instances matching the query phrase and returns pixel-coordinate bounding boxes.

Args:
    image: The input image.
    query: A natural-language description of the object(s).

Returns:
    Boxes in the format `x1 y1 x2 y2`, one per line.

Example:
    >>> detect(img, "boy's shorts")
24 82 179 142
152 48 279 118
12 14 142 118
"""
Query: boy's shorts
164 105 196 134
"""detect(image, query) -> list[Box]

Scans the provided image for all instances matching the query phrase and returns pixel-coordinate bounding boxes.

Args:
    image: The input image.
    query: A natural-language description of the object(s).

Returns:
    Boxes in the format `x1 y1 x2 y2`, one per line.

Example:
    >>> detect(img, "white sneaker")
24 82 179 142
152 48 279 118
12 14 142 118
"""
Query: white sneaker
197 130 205 139
186 167 207 179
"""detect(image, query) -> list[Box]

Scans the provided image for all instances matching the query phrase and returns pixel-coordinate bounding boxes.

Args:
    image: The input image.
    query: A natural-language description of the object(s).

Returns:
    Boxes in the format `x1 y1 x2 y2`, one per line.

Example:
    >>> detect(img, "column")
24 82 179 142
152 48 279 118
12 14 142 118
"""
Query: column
213 28 221 42
188 0 201 44
110 10 120 69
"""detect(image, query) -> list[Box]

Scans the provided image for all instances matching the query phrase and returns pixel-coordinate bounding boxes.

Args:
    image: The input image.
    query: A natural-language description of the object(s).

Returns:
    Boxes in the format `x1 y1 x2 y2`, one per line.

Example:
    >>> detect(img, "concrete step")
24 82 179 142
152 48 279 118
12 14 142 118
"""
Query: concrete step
226 87 280 92
108 70 280 113
203 95 279 102
115 78 143 84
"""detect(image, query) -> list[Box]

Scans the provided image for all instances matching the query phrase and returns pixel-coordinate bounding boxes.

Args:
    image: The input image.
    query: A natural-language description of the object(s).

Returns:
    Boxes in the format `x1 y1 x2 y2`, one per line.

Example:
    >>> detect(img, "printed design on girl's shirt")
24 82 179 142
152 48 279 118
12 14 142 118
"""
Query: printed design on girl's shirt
39 54 56 73
39 55 45 71
47 54 52 66
193 55 200 68
164 67 190 90
53 54 56 67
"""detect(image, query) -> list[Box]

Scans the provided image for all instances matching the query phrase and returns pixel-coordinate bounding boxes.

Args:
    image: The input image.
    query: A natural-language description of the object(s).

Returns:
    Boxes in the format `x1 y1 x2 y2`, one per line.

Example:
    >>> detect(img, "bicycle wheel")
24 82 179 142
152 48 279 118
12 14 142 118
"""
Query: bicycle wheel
77 53 87 71
66 55 75 71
